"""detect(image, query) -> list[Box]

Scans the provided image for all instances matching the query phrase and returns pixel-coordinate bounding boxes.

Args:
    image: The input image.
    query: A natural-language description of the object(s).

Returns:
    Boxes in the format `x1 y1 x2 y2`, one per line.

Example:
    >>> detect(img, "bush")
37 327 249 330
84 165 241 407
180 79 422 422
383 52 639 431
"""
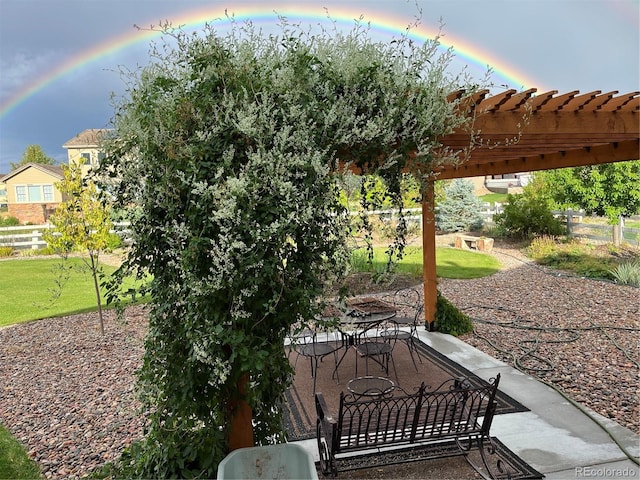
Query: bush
436 179 484 233
0 246 13 257
494 193 565 239
0 216 19 227
610 259 640 287
105 232 124 251
435 291 473 336
528 235 560 260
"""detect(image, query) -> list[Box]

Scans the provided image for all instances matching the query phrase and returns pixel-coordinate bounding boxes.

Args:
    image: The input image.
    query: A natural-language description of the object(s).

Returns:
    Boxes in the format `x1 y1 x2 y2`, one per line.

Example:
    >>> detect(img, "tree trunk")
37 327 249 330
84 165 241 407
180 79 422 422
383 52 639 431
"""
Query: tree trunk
228 372 254 451
90 252 105 335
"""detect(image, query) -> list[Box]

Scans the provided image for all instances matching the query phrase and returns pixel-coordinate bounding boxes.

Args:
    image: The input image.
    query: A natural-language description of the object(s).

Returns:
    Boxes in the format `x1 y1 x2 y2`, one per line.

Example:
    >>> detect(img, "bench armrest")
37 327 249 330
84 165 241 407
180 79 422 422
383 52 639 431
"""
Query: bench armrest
315 393 338 437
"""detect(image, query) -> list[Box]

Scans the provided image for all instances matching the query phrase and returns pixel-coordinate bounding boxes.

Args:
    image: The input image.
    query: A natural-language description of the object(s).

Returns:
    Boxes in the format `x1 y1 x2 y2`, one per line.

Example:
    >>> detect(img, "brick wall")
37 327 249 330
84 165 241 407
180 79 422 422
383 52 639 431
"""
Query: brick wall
8 203 59 224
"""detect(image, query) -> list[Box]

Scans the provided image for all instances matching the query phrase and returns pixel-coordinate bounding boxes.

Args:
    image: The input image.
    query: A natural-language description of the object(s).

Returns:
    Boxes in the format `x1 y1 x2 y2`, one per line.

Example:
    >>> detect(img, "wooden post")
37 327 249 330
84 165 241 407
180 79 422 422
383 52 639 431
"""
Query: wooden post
228 372 254 451
566 209 573 237
422 181 437 331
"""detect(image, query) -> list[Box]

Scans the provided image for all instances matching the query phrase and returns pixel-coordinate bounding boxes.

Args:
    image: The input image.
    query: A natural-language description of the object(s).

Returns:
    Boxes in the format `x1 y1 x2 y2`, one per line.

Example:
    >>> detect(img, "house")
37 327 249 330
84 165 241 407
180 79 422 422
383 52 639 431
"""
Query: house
62 128 110 177
0 163 64 224
0 175 7 208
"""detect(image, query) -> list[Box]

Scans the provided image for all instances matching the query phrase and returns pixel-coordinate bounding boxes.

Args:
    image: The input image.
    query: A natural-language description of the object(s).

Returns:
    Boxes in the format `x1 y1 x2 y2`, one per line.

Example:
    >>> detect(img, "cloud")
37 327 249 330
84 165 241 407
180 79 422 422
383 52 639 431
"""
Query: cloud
0 50 67 102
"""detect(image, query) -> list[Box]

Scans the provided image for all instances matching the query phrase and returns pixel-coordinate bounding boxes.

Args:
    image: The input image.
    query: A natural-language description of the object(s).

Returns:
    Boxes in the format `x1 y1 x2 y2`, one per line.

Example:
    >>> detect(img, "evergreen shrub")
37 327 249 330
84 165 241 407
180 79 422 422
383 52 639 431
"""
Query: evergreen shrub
436 179 484 233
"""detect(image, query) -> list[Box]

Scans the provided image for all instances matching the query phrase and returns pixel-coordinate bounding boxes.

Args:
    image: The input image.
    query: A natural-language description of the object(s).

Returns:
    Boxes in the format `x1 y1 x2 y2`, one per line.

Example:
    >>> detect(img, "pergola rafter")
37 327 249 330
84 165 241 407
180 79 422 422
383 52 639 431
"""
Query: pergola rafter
420 89 640 327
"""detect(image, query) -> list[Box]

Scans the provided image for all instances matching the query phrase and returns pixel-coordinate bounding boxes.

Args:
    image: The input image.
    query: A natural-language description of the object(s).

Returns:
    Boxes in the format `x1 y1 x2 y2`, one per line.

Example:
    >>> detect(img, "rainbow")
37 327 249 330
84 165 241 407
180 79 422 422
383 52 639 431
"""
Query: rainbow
0 4 549 119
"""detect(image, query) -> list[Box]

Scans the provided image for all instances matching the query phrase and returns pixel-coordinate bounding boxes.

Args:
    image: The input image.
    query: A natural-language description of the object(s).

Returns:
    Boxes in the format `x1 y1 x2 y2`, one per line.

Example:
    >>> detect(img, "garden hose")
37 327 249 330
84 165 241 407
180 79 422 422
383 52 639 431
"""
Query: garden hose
464 250 639 465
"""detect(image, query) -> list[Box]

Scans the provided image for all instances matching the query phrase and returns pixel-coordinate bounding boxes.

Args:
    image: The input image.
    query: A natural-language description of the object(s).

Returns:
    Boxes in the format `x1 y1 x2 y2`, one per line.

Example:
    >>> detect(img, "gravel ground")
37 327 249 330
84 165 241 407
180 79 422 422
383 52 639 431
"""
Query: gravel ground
0 243 638 479
441 245 640 436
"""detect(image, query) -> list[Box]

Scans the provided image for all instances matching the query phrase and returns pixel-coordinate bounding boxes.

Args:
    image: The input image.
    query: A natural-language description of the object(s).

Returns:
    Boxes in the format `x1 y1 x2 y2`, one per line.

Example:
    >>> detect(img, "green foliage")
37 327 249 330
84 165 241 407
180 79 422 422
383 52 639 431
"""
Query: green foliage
535 161 640 223
342 174 423 210
105 232 124 250
0 246 13 257
10 144 56 171
435 179 484 233
435 290 473 336
0 216 20 226
0 424 42 479
493 192 565 239
527 235 558 259
609 259 640 287
527 238 620 280
43 159 113 334
98 15 478 478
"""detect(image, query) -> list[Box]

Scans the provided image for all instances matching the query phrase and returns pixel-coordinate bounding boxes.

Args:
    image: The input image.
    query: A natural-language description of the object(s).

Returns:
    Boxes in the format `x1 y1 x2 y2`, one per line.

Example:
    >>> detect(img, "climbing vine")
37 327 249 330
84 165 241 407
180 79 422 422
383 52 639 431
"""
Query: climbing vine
99 14 480 478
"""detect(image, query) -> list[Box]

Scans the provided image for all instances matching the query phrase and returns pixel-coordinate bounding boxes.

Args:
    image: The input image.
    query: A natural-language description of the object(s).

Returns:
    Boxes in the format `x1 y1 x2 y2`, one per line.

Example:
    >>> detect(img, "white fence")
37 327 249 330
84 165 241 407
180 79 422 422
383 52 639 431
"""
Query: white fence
556 209 640 246
1 208 638 250
0 223 131 251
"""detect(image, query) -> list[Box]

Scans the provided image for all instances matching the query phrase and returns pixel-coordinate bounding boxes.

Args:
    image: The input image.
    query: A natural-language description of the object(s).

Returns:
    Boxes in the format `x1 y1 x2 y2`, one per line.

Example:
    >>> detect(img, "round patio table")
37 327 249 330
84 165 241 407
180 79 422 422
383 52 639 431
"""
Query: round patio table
347 376 394 397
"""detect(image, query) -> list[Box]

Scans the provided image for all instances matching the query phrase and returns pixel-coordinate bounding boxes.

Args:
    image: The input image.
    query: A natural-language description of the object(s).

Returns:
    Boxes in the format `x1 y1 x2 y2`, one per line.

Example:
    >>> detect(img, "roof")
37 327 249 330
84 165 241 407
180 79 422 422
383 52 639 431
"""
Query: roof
62 128 111 148
1 163 64 182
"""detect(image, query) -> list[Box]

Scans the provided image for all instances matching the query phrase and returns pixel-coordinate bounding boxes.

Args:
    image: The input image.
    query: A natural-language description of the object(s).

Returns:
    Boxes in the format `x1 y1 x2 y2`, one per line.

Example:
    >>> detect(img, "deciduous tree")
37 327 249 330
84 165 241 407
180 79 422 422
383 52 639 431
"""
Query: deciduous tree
535 161 640 223
11 144 56 170
43 159 112 334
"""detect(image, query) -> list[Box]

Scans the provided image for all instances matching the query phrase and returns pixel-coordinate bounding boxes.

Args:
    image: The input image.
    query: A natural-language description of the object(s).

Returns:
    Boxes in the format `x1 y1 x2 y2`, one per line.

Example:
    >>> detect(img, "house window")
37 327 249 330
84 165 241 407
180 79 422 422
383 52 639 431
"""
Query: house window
28 185 42 201
15 185 26 202
81 152 92 164
43 185 54 201
14 184 55 202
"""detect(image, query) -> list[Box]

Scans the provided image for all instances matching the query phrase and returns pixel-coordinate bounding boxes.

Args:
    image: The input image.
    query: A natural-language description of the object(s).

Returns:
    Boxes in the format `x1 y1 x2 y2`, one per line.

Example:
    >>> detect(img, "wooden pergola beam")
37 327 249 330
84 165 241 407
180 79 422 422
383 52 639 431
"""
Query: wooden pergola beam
434 140 640 180
420 90 640 328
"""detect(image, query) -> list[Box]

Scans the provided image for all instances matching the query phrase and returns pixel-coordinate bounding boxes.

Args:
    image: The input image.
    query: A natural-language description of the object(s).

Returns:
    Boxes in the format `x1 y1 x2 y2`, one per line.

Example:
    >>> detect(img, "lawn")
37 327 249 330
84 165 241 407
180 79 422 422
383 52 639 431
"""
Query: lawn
479 193 509 204
350 245 501 279
0 257 125 327
0 424 41 479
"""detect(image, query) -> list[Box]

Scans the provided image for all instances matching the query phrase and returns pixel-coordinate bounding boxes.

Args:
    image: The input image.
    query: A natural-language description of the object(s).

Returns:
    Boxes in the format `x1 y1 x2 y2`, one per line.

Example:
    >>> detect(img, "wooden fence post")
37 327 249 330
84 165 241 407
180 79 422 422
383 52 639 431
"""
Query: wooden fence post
566 209 573 236
31 230 39 250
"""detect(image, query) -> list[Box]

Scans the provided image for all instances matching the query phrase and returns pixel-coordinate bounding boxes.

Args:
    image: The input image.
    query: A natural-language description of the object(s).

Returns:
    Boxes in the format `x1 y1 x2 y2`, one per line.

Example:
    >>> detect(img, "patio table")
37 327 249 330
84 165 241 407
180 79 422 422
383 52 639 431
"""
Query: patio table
326 297 397 377
346 375 394 397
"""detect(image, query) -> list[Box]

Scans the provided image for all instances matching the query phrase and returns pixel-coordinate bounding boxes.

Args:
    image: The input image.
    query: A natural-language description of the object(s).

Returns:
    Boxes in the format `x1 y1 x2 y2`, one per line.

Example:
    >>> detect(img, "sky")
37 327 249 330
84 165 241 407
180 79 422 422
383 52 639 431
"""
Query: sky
0 0 638 175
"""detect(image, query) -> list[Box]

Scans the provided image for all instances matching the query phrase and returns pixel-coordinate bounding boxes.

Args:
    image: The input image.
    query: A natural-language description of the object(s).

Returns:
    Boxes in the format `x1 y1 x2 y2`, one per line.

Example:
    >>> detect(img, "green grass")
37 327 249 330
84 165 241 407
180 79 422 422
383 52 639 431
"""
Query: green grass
479 193 508 204
626 220 640 229
0 257 147 328
349 246 501 279
0 424 41 479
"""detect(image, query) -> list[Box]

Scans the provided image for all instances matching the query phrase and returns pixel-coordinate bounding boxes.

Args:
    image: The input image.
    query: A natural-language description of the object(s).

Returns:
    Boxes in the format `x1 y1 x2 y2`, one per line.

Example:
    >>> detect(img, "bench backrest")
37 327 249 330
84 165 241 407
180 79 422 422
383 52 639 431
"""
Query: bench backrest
413 375 500 442
336 386 425 450
334 374 500 453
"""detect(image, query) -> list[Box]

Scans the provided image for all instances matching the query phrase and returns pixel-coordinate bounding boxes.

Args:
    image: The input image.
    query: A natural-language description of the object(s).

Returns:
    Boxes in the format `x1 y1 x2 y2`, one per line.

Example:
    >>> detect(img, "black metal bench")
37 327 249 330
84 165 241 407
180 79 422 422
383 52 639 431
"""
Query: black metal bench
315 374 502 478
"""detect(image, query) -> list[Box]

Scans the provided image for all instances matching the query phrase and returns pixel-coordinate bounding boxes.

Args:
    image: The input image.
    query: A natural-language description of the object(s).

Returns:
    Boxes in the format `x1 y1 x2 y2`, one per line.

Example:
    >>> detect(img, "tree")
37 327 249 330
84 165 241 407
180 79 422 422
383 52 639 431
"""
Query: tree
43 159 113 334
535 161 640 223
99 16 479 478
435 179 484 232
11 144 56 170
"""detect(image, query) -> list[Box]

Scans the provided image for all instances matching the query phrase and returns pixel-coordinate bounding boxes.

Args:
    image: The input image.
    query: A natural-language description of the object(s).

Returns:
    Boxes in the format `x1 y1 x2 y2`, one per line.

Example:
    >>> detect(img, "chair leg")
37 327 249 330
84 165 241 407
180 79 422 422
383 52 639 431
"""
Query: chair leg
409 336 424 363
402 339 420 373
388 352 399 385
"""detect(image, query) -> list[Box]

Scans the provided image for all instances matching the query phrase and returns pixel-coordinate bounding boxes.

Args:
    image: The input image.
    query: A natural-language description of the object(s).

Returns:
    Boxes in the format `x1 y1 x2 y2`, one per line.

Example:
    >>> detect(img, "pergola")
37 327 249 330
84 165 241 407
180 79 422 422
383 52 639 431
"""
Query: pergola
421 89 640 327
